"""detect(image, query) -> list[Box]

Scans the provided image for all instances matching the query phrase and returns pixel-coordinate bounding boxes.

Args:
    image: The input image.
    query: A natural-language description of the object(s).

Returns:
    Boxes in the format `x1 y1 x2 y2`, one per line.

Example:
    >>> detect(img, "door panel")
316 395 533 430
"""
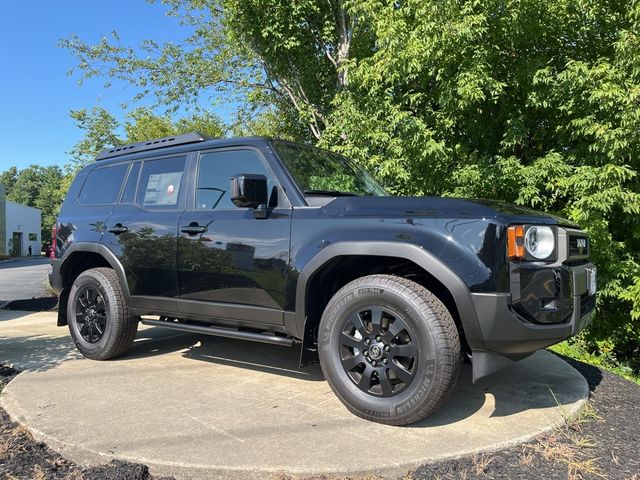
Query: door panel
103 156 187 301
177 149 291 325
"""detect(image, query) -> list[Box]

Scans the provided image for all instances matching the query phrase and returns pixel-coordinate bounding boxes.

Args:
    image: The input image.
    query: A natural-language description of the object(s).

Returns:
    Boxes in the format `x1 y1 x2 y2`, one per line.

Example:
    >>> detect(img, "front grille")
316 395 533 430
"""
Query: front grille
568 234 590 259
580 292 596 317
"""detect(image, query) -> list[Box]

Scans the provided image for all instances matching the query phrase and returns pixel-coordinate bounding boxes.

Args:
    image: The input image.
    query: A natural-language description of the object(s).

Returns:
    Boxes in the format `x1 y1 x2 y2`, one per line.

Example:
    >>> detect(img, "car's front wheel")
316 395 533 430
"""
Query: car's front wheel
67 267 138 360
318 274 461 425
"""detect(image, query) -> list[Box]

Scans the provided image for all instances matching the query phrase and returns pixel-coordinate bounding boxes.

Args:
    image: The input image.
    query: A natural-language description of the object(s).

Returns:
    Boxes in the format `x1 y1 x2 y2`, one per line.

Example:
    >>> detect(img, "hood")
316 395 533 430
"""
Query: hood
322 196 579 228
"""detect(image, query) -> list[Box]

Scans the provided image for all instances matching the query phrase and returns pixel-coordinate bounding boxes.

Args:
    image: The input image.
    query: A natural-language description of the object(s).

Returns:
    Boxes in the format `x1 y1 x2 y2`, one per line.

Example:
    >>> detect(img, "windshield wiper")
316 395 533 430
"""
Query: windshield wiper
303 189 358 197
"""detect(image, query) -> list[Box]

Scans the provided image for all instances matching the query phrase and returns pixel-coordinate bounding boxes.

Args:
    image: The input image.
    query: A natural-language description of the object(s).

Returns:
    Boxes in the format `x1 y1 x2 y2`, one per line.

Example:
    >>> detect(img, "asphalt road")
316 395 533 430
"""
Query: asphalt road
0 257 51 302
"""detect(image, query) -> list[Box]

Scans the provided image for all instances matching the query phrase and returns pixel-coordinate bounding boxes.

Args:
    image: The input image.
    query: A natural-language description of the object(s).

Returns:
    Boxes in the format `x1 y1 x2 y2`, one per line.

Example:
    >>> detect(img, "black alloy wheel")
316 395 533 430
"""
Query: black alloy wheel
67 267 139 360
74 286 108 343
339 306 418 397
318 274 461 425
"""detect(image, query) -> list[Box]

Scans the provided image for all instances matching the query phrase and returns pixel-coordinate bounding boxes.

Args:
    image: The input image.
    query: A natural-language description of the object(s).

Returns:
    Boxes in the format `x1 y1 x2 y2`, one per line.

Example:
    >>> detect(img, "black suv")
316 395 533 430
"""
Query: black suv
50 133 596 425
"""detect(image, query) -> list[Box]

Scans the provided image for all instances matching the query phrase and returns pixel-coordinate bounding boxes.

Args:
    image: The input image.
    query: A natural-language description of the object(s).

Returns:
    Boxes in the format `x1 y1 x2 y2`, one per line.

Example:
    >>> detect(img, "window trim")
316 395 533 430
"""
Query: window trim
77 162 130 206
192 146 291 212
118 161 142 204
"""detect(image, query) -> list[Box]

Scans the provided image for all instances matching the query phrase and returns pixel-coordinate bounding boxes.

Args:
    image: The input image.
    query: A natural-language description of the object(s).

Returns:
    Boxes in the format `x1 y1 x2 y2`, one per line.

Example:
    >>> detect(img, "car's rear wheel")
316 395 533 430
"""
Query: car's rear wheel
67 267 138 360
318 274 461 425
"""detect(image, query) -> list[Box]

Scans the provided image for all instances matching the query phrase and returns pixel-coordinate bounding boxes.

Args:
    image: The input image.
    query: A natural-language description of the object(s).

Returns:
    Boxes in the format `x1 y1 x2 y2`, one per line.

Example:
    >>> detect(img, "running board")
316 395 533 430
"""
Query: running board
140 318 295 347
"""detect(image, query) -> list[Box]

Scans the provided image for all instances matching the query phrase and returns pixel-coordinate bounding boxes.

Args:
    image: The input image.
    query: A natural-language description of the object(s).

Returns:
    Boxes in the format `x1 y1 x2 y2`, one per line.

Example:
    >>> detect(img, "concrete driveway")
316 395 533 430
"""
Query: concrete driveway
0 310 589 480
0 257 51 302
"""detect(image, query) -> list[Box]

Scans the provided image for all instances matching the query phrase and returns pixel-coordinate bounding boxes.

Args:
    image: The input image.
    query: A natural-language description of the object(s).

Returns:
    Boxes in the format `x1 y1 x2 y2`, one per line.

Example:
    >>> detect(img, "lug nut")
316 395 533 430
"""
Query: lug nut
363 350 368 356
382 358 388 364
384 345 390 352
375 335 381 341
371 361 377 366
364 338 370 345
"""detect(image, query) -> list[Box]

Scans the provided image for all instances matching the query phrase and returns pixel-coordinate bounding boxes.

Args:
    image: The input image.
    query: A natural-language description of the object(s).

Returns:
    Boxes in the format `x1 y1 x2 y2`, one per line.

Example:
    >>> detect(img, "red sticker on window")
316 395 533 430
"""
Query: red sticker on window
167 185 175 196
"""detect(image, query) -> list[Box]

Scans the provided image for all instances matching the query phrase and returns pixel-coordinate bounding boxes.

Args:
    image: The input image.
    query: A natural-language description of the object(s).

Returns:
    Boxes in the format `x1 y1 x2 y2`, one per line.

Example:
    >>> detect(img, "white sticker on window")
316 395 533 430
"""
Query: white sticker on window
143 172 182 205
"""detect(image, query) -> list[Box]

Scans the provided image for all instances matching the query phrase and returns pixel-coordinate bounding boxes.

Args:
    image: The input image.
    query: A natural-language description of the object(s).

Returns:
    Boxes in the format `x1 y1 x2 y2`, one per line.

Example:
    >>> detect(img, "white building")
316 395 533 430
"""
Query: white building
0 184 42 256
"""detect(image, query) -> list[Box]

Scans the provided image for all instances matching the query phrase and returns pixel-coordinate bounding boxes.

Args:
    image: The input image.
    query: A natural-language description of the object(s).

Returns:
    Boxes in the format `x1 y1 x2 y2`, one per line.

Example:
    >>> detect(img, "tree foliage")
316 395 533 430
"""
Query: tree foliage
62 0 640 370
326 0 640 369
60 0 360 140
69 106 226 167
1 165 66 246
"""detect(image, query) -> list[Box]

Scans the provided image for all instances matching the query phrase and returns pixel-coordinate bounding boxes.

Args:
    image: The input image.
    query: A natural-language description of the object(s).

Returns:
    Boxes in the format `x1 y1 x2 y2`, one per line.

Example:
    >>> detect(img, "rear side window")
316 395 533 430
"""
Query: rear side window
78 164 128 205
137 156 186 207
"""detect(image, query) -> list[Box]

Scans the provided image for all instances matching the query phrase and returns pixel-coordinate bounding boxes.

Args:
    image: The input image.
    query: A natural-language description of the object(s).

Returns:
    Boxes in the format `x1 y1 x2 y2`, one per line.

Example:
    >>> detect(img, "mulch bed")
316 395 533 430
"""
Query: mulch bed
1 358 638 480
411 356 640 480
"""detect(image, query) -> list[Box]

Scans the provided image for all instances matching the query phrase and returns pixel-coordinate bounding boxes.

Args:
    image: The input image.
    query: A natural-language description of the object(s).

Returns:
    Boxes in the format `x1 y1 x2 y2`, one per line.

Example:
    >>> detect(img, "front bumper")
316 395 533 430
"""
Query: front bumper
470 261 596 380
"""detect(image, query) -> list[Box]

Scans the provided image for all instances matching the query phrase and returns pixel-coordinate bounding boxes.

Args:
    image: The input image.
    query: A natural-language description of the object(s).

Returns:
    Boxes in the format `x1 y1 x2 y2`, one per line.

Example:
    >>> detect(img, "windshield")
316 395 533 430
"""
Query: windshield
272 141 387 197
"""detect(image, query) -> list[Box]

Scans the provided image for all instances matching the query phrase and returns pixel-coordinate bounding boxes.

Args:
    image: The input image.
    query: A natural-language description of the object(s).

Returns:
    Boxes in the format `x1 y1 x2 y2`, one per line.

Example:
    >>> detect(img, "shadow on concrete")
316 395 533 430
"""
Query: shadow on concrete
2 318 587 427
184 336 325 381
121 328 586 425
0 334 81 372
117 327 324 382
0 310 37 322
1 297 58 312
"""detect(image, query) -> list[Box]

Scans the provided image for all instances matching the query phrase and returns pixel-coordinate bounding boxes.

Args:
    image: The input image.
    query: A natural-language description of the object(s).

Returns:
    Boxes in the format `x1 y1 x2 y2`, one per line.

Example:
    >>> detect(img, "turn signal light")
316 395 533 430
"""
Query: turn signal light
508 225 525 259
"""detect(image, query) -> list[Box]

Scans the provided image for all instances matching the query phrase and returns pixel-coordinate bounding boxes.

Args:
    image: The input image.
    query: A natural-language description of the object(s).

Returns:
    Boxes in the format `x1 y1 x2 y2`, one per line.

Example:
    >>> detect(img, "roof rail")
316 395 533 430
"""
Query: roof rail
96 132 209 160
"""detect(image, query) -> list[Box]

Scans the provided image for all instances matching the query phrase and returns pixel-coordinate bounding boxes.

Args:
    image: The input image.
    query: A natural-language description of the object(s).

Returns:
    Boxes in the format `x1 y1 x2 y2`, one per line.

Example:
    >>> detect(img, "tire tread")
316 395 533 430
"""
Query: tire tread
319 274 461 425
68 267 138 360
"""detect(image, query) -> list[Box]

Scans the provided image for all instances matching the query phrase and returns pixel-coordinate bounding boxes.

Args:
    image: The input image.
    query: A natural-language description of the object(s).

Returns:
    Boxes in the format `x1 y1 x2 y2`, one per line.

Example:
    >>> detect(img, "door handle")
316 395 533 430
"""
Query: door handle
181 223 207 235
108 224 128 234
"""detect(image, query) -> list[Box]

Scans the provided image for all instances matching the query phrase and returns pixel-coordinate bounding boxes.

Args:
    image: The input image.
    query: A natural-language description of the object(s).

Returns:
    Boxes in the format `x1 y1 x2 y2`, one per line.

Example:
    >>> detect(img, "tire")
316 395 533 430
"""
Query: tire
318 274 461 425
67 267 138 360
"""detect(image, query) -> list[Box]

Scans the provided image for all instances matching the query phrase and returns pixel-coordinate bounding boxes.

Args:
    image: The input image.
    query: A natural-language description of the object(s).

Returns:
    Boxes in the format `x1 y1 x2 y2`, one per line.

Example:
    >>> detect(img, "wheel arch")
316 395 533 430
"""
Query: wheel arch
295 242 484 364
56 243 130 326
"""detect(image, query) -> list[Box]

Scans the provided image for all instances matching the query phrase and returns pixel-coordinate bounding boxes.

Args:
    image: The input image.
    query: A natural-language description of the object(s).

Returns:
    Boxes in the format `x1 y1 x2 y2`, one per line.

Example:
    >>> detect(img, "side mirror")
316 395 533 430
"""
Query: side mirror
230 174 268 209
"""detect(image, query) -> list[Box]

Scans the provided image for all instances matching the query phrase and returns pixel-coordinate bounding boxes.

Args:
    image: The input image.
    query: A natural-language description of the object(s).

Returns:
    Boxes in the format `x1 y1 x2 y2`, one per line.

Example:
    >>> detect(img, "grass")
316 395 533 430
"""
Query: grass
549 340 640 385
521 400 607 480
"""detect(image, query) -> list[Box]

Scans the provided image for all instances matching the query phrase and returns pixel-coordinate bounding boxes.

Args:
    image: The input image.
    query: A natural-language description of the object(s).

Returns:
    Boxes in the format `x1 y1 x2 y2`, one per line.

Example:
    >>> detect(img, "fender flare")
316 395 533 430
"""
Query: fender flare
57 242 131 299
295 241 484 350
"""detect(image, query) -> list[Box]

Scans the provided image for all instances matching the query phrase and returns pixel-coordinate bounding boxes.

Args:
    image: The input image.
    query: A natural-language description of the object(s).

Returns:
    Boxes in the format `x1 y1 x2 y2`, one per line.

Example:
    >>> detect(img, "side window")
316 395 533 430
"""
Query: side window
196 150 273 210
137 156 186 207
79 164 128 205
120 161 141 204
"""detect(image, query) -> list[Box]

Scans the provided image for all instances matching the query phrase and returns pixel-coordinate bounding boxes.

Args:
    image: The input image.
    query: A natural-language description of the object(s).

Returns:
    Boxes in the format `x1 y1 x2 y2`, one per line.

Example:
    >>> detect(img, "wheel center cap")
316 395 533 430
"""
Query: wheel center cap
369 344 383 360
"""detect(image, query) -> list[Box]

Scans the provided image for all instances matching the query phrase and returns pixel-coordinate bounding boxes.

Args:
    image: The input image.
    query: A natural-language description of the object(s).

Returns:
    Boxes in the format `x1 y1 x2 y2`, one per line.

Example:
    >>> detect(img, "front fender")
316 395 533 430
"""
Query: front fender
294 241 485 351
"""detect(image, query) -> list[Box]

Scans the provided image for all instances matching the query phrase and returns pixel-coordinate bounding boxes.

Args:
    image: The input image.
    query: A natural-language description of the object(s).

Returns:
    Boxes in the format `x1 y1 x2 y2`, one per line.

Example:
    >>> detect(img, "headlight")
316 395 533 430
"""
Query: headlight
524 226 555 259
508 225 557 260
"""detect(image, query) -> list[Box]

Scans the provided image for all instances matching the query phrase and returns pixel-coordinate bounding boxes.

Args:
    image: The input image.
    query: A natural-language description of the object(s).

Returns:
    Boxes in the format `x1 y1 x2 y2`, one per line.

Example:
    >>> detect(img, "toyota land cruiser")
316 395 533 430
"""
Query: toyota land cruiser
50 132 597 425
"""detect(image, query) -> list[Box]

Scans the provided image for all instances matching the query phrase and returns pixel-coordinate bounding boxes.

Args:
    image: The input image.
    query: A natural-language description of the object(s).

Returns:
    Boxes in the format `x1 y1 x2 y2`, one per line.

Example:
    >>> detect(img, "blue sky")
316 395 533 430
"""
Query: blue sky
0 1 218 171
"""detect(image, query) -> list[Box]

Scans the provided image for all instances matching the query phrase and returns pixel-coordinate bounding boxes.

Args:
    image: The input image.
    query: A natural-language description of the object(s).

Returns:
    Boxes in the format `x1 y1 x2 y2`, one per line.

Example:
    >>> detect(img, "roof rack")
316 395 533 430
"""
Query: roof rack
96 132 209 160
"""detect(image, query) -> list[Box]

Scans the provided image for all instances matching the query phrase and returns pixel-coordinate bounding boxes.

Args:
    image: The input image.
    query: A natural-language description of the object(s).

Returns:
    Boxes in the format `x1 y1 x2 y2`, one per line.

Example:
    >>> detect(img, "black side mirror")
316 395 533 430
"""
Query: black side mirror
230 174 268 210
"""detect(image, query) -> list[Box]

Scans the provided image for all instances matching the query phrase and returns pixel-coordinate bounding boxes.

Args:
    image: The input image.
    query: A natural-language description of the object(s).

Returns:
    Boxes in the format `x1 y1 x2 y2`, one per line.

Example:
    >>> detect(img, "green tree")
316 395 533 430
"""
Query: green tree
69 106 227 168
62 0 640 372
1 165 66 246
0 166 18 193
60 0 358 140
324 0 640 370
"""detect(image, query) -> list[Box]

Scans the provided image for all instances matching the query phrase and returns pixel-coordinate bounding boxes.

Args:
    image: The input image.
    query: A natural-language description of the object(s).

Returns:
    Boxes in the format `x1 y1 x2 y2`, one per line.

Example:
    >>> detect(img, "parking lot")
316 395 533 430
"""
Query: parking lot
0 256 51 303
